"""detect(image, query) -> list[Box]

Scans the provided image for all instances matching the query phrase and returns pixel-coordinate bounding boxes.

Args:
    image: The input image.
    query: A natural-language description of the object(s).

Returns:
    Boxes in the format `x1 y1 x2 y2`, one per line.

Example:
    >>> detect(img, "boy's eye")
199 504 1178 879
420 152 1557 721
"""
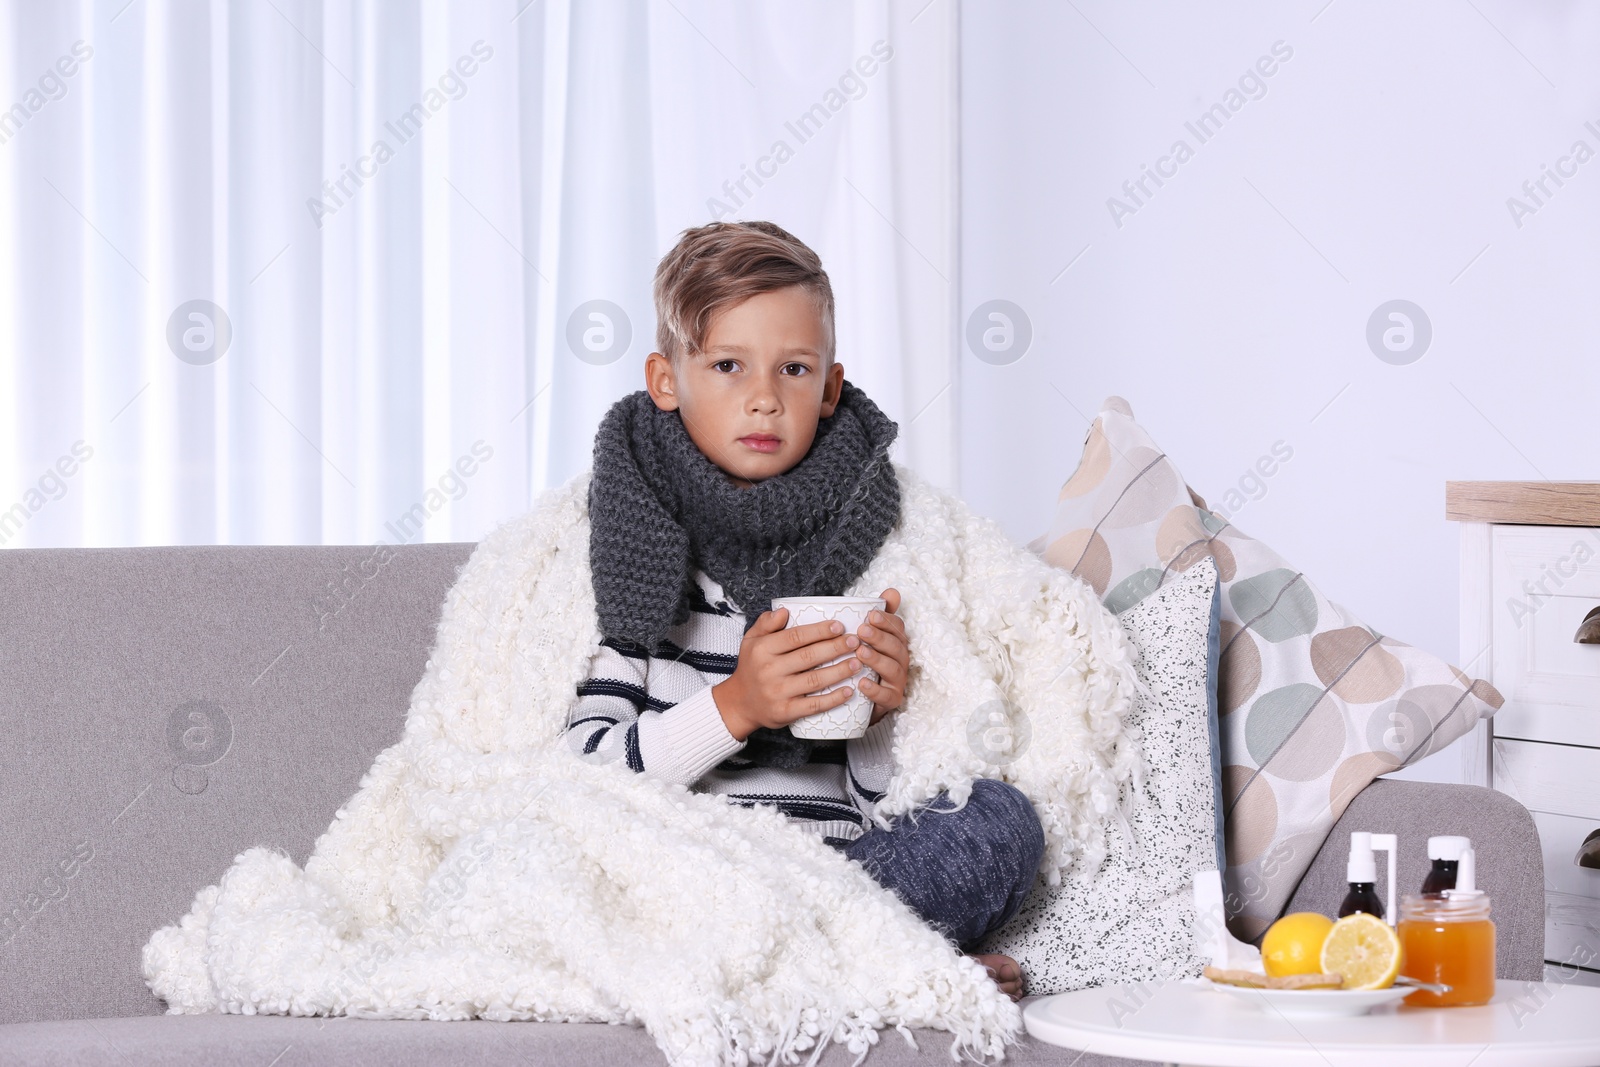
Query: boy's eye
706 359 810 375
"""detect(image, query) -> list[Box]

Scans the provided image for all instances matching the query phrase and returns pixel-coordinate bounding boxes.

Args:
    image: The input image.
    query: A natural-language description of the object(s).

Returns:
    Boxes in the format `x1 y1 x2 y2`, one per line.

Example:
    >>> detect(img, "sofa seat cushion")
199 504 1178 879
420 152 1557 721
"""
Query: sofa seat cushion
0 1013 1157 1066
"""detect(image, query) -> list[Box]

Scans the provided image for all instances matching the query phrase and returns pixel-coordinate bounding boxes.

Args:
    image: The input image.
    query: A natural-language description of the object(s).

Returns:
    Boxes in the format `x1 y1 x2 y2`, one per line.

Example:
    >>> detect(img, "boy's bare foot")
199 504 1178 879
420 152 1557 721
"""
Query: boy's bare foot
971 952 1023 1001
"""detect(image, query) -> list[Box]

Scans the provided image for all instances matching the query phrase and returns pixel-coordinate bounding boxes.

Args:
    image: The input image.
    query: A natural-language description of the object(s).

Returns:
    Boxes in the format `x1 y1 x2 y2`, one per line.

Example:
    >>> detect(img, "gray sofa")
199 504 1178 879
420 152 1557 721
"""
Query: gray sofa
0 543 1545 1066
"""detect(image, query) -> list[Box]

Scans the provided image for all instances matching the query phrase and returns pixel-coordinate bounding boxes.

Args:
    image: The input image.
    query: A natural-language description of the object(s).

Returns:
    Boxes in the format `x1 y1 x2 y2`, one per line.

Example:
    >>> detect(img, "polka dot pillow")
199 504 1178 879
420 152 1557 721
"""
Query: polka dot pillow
977 558 1222 993
1033 398 1503 943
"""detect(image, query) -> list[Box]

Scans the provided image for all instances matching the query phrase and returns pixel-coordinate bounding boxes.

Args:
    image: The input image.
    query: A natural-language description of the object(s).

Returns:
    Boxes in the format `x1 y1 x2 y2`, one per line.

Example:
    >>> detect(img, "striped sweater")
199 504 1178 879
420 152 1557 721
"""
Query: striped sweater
565 569 897 845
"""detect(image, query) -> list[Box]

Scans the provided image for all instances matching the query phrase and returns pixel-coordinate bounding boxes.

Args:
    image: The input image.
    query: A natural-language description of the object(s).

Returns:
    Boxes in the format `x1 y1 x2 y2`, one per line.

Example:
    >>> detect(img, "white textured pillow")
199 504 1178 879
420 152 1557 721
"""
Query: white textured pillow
976 557 1220 994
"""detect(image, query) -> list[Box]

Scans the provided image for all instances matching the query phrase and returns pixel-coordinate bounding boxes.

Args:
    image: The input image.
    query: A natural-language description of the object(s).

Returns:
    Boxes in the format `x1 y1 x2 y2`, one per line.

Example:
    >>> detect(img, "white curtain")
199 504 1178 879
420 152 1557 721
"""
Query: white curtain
0 0 958 549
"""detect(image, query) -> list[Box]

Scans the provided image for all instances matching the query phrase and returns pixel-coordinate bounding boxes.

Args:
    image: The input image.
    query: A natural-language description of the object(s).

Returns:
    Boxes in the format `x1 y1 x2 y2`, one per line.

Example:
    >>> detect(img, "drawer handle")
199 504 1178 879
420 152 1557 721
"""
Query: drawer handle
1579 829 1600 870
1577 607 1600 645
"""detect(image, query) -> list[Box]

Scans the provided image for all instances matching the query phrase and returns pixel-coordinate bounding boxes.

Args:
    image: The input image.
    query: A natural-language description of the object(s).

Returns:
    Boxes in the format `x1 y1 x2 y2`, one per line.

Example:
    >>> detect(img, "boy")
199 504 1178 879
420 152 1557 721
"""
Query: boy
569 221 1040 1000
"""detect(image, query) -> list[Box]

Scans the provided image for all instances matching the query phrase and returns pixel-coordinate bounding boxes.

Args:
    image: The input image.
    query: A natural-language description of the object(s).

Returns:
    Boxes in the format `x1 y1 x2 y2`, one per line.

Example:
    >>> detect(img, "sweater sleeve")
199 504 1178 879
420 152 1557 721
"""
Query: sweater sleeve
564 638 745 787
845 714 896 812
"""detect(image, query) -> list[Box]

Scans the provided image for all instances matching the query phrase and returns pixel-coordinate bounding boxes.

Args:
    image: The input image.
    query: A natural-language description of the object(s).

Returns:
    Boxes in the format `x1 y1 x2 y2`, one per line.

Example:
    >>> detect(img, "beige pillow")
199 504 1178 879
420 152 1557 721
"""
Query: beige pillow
1035 399 1503 941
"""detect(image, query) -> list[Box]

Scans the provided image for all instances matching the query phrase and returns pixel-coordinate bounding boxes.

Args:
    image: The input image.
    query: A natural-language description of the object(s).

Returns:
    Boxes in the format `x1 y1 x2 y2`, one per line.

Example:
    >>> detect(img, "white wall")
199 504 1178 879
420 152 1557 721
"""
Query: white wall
957 0 1598 779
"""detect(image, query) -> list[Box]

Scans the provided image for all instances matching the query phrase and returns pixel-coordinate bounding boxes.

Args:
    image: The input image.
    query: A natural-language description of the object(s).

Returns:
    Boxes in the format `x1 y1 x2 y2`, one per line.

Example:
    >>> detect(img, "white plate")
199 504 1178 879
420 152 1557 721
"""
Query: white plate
1204 980 1413 1017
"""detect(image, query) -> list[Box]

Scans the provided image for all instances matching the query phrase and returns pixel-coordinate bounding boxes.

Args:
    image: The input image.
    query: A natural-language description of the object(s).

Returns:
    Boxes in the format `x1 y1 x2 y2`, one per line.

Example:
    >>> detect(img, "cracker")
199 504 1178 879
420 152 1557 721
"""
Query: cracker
1274 972 1344 990
1203 966 1345 990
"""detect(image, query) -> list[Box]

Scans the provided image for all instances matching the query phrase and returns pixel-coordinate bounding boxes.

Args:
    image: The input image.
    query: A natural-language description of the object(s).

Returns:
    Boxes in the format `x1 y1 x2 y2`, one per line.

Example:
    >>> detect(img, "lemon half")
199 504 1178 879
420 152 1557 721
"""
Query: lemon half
1319 913 1402 990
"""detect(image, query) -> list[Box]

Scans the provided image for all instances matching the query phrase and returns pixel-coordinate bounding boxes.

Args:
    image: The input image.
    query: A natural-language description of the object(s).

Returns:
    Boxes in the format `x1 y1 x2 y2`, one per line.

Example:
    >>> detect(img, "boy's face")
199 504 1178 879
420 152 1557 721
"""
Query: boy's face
645 285 845 487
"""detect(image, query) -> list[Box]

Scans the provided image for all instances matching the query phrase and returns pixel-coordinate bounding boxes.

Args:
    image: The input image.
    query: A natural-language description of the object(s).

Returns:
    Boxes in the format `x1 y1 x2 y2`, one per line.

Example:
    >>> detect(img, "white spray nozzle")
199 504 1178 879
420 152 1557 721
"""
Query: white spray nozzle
1445 847 1483 898
1347 831 1398 926
1347 832 1375 882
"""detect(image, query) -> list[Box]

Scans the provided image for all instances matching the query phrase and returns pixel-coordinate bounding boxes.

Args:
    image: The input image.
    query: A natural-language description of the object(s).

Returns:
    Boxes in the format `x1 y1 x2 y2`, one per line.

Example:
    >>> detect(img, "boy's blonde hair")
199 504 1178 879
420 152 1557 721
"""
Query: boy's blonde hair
653 221 835 363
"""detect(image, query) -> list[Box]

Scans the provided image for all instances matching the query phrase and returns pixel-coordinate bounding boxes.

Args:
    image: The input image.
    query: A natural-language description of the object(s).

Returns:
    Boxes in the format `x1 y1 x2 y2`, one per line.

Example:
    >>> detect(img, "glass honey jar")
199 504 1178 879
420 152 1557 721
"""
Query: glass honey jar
1397 889 1495 1007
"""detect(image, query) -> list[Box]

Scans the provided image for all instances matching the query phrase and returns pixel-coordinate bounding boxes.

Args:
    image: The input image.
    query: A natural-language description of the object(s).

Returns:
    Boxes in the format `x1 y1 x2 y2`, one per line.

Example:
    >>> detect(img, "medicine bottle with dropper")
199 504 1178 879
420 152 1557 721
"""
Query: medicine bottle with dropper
1423 835 1471 894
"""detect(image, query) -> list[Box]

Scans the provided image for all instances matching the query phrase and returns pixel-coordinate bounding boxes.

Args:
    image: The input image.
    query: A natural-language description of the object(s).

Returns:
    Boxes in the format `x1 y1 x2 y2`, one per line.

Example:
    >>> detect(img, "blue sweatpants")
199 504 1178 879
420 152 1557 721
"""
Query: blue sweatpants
828 778 1045 951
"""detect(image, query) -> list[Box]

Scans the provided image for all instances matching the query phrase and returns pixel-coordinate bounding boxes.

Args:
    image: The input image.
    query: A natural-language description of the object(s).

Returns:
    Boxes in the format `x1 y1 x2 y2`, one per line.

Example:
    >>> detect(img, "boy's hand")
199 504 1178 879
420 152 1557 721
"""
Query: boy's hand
712 610 865 741
857 588 908 727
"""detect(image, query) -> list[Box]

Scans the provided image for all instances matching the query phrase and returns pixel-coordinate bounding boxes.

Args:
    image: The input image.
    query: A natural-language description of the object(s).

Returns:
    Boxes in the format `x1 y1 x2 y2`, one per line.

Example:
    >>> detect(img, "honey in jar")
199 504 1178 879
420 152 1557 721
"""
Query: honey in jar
1398 890 1495 1007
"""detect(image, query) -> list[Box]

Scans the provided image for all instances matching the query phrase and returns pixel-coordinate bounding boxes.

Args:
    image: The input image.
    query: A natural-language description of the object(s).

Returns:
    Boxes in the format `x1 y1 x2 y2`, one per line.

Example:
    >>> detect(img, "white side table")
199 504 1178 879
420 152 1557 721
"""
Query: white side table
1024 981 1600 1067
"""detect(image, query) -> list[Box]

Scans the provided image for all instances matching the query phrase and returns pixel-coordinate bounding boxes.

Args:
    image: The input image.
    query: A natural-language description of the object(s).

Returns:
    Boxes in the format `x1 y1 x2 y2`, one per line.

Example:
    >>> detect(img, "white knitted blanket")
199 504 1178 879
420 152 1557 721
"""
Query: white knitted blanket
142 465 1139 1066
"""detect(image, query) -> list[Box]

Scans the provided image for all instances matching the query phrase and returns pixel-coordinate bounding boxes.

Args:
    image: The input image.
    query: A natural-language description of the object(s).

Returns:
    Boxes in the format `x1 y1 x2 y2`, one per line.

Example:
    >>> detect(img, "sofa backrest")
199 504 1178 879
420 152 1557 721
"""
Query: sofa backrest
0 542 474 1024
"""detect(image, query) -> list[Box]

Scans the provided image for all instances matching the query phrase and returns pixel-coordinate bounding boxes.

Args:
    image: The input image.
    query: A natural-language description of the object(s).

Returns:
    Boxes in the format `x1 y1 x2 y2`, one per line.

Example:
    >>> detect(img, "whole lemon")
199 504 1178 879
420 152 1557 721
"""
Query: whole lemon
1261 912 1335 977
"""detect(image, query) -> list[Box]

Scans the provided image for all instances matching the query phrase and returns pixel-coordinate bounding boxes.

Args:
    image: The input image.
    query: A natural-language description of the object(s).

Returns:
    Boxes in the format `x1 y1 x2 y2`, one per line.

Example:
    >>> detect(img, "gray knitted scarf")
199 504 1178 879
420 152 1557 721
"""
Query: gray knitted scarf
588 379 901 768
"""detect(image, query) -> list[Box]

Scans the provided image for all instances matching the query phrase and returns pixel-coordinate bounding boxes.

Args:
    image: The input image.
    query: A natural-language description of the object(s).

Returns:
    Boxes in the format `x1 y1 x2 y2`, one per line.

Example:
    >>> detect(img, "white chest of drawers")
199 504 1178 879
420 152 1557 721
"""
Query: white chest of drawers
1450 481 1600 982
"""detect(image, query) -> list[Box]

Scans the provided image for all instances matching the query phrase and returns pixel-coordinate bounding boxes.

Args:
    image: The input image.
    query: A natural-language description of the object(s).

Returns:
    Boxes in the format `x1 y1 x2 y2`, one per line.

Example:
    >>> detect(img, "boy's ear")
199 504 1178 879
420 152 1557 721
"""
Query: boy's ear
817 360 845 417
644 352 680 411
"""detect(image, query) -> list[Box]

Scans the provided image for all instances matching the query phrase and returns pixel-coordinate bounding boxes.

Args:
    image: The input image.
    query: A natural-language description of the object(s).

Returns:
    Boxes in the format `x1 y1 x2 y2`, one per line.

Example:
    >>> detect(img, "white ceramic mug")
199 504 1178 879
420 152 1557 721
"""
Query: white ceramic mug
770 595 887 740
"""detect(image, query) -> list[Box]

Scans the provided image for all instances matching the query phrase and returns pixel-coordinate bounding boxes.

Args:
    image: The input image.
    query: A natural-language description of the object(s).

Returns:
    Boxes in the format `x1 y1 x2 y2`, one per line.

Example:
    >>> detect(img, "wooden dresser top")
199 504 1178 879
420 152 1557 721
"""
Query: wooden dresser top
1446 481 1600 526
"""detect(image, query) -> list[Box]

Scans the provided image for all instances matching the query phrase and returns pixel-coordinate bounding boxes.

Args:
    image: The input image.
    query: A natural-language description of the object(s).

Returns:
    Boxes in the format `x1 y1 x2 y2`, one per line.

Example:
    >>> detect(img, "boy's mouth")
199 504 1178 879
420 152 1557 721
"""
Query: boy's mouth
738 433 781 454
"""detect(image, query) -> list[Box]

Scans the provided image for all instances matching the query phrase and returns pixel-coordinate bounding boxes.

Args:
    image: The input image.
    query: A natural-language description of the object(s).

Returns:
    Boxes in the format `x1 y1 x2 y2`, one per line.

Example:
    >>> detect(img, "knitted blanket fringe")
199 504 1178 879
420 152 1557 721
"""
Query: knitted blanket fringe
141 464 1141 1067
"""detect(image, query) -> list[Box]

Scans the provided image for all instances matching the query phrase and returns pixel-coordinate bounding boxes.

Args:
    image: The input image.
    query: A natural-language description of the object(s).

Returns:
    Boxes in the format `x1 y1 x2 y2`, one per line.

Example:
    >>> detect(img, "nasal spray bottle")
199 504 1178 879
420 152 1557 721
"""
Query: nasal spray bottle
1423 835 1471 894
1341 832 1397 924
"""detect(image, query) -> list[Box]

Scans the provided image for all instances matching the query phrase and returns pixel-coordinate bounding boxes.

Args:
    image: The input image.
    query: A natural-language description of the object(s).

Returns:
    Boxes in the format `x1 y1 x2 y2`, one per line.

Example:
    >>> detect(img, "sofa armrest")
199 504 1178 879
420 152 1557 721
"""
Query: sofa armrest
1284 779 1545 981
